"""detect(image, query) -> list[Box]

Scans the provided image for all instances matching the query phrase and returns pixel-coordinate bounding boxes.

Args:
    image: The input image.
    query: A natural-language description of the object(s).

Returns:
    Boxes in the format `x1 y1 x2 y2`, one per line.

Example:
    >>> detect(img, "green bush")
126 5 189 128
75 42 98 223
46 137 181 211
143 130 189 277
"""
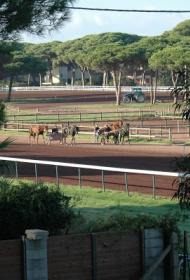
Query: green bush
77 211 180 238
172 154 190 208
0 178 75 239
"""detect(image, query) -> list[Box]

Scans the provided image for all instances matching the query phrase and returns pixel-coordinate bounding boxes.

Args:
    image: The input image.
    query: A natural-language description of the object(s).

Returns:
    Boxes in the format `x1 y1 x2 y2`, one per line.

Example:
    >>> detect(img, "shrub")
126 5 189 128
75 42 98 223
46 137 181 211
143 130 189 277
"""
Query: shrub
172 154 190 208
76 211 180 239
0 178 75 239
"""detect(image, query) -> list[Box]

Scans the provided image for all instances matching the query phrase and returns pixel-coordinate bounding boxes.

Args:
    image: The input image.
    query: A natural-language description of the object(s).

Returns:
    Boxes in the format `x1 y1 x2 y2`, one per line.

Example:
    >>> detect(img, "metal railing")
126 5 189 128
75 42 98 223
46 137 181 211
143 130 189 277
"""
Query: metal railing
0 85 172 92
0 156 180 197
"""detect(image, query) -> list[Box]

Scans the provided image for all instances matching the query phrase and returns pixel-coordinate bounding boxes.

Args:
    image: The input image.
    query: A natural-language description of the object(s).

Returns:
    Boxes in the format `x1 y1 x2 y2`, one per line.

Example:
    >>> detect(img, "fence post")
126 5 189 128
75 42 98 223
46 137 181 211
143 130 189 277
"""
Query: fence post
152 175 156 198
124 173 129 195
169 128 172 141
177 120 180 133
55 165 59 187
101 170 105 191
90 233 97 280
15 162 18 179
142 229 165 280
34 163 38 184
24 229 49 280
160 127 163 139
149 129 151 140
170 232 179 280
165 119 167 128
78 168 82 188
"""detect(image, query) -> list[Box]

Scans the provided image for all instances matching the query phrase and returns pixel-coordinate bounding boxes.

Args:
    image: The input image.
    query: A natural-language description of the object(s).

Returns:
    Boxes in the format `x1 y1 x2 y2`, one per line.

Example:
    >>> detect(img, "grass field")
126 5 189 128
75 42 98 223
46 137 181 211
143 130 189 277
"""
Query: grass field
6 101 175 113
58 184 190 233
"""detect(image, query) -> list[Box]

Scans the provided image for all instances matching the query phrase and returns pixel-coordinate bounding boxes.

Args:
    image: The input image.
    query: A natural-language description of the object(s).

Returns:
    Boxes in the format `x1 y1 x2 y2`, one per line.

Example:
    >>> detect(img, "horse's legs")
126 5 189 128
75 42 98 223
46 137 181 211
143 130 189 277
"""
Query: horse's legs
42 134 46 144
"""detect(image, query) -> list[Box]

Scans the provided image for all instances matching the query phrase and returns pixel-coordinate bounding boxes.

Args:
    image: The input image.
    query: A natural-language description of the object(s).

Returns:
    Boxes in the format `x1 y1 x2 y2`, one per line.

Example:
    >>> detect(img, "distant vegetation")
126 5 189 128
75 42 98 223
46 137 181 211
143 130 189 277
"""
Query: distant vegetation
0 20 190 105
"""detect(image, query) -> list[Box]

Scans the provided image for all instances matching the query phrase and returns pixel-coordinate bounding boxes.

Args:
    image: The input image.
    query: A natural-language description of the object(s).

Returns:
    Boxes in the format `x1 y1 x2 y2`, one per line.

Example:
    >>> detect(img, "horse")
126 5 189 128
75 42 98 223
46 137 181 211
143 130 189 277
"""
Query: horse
106 130 120 144
110 120 123 130
96 125 112 145
29 125 48 144
69 125 79 145
45 131 67 145
119 123 130 144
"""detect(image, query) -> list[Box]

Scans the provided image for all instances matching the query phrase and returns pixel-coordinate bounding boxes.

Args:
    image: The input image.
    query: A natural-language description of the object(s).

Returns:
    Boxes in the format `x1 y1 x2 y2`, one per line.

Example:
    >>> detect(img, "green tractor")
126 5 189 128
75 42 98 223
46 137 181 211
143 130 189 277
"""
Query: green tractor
122 87 145 103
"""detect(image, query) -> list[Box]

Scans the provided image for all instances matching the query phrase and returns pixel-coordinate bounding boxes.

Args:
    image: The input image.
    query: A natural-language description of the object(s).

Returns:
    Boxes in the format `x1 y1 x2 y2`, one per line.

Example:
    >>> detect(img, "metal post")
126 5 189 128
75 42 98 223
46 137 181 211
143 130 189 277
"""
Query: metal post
149 128 151 140
165 118 167 128
35 114 37 123
15 162 18 179
34 164 38 184
160 127 163 139
78 168 82 189
55 166 59 187
124 173 129 195
169 128 172 141
101 170 105 191
152 175 156 198
177 120 180 133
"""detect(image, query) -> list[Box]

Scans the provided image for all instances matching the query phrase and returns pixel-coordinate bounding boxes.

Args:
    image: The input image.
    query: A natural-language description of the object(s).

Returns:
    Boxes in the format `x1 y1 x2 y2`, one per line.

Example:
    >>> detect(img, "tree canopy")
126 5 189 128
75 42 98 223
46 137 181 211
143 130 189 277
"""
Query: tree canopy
0 0 75 39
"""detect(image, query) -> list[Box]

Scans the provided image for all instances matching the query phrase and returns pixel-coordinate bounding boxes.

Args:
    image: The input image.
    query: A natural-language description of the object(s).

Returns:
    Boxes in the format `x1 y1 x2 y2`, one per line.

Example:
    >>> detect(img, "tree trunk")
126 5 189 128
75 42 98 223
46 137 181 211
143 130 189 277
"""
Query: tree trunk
6 76 14 102
150 74 154 104
39 73 42 86
102 71 108 87
27 73 31 86
87 69 92 85
71 69 75 86
171 70 179 103
141 70 146 86
49 71 53 85
80 70 85 87
153 70 158 104
111 70 122 106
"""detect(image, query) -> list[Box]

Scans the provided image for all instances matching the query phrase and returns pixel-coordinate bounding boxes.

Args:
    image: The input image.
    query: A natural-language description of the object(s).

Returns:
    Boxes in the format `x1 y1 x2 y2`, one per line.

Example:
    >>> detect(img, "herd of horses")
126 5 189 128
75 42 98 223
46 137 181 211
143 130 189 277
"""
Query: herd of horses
28 120 130 145
29 125 79 145
95 121 130 145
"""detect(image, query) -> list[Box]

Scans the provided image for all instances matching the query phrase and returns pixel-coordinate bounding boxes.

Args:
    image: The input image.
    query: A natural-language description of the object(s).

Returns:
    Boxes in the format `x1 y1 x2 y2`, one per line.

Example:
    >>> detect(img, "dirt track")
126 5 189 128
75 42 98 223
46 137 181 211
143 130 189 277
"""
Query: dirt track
0 135 187 197
0 89 183 197
0 89 172 111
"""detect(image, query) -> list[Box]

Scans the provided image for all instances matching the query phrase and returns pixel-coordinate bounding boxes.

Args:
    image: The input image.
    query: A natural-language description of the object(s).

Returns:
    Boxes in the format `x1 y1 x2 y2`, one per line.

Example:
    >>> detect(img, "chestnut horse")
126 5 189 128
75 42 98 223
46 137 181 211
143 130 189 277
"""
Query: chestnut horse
29 125 48 144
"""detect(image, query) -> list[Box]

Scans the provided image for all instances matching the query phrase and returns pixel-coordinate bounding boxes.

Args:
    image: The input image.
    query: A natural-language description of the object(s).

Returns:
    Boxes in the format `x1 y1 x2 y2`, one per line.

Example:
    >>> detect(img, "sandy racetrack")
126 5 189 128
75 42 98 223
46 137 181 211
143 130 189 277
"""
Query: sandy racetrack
0 135 187 197
0 89 184 197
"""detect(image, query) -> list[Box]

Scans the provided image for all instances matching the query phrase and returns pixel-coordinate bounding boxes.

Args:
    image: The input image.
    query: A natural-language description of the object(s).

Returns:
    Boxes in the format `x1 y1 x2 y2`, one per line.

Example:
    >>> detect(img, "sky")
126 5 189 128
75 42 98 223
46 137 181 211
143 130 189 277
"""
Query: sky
21 0 190 43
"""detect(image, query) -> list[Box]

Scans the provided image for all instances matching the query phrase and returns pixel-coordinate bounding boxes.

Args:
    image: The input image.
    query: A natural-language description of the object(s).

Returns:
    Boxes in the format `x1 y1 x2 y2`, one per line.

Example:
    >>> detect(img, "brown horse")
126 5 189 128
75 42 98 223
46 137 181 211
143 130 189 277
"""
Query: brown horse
29 125 48 144
110 120 123 130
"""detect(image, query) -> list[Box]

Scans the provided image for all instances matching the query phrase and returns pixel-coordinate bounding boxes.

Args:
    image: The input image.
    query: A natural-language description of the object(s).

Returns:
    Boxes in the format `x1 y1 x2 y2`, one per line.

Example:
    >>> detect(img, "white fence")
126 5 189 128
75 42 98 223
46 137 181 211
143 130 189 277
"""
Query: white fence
0 86 172 92
0 156 180 197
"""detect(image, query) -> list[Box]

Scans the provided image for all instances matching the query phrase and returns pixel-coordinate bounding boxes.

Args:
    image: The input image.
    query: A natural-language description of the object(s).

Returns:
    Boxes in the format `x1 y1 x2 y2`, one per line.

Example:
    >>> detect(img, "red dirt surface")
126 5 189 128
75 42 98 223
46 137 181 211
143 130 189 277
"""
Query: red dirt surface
0 89 182 197
0 135 187 197
0 89 172 111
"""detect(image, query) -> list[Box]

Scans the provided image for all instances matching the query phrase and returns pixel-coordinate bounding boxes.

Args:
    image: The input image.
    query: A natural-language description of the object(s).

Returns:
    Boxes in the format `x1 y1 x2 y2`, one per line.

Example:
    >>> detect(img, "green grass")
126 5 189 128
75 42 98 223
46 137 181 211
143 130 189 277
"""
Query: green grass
57 185 190 233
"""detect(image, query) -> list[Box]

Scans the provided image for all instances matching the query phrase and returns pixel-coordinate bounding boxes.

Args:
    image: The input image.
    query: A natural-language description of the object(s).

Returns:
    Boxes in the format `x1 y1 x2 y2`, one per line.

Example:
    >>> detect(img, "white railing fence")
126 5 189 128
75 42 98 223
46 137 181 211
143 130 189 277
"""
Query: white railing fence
0 156 180 197
0 85 172 92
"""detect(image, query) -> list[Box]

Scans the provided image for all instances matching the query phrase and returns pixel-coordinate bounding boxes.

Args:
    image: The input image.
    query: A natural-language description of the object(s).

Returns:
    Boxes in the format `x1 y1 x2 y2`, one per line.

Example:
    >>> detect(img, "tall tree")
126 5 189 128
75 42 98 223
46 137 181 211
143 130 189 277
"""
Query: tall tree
0 0 76 39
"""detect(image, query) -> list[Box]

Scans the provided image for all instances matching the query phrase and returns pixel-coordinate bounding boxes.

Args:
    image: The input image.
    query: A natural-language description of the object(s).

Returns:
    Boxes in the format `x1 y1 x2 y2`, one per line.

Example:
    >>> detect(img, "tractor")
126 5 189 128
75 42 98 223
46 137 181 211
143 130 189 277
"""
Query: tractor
122 87 145 103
